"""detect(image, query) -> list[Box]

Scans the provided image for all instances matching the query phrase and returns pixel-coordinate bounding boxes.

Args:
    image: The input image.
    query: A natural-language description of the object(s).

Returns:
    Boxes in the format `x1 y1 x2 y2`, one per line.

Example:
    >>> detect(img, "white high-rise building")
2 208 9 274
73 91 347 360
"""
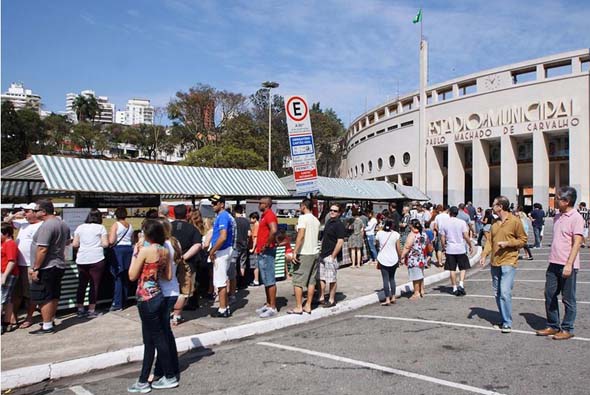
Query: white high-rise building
65 90 114 124
1 82 42 113
116 98 154 125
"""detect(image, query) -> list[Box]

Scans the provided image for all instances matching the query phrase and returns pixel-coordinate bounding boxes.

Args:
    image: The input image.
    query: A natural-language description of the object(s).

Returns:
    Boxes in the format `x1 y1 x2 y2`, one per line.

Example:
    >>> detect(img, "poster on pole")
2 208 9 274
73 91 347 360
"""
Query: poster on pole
285 95 318 194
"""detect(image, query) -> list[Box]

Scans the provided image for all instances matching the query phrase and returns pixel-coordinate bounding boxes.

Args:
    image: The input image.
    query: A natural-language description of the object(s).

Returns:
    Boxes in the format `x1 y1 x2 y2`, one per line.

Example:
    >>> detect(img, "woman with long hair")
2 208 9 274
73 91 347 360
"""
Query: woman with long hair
375 220 402 305
477 209 494 247
109 207 133 311
401 219 431 300
73 209 109 318
127 220 177 393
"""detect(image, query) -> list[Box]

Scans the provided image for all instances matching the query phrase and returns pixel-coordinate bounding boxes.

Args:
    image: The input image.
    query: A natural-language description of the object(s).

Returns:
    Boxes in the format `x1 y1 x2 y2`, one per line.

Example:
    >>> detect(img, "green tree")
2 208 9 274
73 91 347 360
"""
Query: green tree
43 113 72 153
167 84 216 150
1 101 23 166
310 103 346 177
182 144 265 169
72 94 100 124
70 122 103 155
222 112 265 152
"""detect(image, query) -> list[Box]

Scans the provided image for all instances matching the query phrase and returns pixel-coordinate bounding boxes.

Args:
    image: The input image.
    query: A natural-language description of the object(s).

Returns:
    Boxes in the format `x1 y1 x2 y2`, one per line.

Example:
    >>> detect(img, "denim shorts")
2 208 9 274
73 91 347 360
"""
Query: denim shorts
257 248 276 287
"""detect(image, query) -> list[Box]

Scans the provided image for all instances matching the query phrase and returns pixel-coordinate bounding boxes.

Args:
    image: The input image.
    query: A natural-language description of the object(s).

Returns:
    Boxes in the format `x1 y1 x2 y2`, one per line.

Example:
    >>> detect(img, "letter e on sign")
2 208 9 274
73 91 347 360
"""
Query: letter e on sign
286 96 309 122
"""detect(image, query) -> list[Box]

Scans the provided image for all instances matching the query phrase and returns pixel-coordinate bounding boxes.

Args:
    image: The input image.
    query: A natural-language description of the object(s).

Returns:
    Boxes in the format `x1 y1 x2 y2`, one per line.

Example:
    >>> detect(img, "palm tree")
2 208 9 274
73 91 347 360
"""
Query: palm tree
72 94 100 124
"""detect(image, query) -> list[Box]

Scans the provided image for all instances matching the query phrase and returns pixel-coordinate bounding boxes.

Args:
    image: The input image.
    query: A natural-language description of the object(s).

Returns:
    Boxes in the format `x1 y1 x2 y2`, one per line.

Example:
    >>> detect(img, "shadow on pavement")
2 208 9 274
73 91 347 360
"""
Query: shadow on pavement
520 312 547 330
467 307 502 325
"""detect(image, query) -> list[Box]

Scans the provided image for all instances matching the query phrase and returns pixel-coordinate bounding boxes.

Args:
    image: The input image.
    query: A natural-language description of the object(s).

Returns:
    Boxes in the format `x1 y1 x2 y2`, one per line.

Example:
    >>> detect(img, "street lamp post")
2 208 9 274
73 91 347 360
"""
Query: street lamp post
262 81 279 171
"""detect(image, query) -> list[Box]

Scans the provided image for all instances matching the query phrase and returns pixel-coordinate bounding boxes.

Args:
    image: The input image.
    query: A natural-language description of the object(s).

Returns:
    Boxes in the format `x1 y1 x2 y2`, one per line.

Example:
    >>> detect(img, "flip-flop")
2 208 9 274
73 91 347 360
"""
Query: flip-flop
302 309 312 314
380 302 391 306
19 321 33 329
287 309 303 315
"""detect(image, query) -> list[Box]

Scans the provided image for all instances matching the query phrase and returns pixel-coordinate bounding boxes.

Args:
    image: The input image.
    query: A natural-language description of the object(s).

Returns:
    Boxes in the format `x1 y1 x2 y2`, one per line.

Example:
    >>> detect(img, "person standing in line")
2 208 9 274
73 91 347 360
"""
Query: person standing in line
9 203 42 329
577 202 589 248
318 204 346 308
388 202 401 231
440 206 473 297
399 206 411 246
208 195 234 318
529 203 545 248
170 205 202 325
2 222 19 334
479 196 528 334
348 210 364 269
536 186 585 340
477 209 494 247
233 205 251 289
433 205 450 267
127 220 177 393
72 209 109 318
375 219 402 305
255 197 279 318
514 205 534 260
401 219 430 300
248 212 260 286
289 199 320 315
364 210 378 265
108 207 133 311
29 200 71 334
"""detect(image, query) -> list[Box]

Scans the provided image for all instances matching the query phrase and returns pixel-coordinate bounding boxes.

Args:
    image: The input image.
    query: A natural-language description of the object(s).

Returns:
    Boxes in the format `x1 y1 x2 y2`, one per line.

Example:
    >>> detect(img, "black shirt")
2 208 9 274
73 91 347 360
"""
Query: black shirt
320 217 347 260
171 220 202 265
235 216 250 250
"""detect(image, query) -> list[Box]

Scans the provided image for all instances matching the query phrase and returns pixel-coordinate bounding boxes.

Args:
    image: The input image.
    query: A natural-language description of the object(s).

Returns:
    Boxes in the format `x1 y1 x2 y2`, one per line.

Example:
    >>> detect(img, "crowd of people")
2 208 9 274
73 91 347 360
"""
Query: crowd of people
1 186 589 392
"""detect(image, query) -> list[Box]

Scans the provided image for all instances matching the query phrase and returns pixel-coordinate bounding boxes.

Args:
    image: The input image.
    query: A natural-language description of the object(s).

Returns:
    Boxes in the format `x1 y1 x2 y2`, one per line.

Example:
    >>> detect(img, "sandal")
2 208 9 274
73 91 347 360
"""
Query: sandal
19 321 33 329
171 316 184 327
286 309 303 315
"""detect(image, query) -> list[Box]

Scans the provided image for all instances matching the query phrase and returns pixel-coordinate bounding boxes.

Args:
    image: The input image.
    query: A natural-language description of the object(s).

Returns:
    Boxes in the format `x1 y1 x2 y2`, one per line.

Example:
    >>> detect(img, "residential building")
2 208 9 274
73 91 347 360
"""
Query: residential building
1 82 42 113
114 98 154 125
65 90 114 124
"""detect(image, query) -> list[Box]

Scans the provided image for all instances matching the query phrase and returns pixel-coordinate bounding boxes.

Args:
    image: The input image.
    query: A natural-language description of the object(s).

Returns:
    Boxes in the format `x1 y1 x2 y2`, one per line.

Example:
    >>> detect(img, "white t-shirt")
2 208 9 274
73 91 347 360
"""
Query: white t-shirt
16 221 43 266
160 240 180 298
114 221 133 246
435 213 450 231
297 213 320 255
74 223 108 264
365 218 378 236
440 217 468 254
376 230 400 267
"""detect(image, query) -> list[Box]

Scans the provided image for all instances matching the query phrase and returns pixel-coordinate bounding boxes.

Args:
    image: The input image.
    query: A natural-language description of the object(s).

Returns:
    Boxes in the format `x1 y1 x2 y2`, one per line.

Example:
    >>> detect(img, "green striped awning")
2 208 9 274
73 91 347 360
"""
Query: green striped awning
280 175 405 201
3 156 290 198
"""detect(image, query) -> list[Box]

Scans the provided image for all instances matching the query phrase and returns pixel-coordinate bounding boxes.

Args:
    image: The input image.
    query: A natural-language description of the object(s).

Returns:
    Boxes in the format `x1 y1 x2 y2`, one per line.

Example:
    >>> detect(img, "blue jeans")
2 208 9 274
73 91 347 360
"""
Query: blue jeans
155 296 179 379
380 265 398 298
112 245 133 309
491 265 516 327
367 235 378 260
544 263 577 333
257 248 276 287
533 226 542 248
137 293 175 383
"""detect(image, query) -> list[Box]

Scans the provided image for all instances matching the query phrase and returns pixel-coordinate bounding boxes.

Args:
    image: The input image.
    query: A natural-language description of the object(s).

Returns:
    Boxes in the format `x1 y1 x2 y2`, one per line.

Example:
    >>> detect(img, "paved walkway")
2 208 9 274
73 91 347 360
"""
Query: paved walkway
1 259 455 371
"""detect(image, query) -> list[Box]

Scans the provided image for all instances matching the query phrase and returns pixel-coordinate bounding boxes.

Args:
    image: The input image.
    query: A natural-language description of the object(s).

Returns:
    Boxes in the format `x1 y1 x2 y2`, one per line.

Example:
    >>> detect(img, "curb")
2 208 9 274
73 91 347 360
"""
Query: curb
2 247 481 390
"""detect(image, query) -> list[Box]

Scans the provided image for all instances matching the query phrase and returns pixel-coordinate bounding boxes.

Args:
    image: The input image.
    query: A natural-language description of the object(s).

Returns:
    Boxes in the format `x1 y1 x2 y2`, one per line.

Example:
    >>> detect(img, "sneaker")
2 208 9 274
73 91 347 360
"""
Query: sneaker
457 286 466 296
255 305 269 314
250 280 260 287
151 376 179 390
76 310 87 318
86 311 103 319
210 309 231 318
128 381 151 393
259 308 277 318
109 306 122 312
29 327 55 335
501 325 512 333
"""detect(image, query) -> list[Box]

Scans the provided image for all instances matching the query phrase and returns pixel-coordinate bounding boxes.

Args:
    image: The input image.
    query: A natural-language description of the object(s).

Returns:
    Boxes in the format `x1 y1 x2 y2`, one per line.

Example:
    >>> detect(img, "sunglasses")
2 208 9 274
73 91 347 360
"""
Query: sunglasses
329 209 340 213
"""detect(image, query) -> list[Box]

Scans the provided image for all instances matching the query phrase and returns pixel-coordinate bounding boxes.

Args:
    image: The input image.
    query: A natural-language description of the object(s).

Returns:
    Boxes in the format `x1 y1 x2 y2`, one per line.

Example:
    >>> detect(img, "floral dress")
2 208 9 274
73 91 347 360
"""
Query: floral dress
406 231 428 281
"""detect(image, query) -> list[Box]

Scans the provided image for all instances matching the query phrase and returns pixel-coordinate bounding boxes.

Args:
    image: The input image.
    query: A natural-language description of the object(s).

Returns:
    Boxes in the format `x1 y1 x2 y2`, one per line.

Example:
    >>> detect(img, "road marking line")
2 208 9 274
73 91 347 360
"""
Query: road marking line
355 315 590 342
258 341 505 395
515 268 590 271
69 386 94 395
467 279 590 284
424 293 590 305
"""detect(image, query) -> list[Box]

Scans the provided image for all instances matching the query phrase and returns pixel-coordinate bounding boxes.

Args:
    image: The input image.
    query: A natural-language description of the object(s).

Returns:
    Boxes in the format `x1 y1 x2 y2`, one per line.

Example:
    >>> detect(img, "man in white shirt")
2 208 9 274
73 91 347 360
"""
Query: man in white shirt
10 203 42 328
440 206 473 296
289 199 320 315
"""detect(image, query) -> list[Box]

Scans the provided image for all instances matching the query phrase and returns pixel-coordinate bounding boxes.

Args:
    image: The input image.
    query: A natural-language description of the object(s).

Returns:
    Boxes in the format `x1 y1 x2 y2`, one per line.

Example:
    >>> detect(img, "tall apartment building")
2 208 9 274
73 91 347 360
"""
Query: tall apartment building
114 98 154 125
65 90 114 124
1 82 42 113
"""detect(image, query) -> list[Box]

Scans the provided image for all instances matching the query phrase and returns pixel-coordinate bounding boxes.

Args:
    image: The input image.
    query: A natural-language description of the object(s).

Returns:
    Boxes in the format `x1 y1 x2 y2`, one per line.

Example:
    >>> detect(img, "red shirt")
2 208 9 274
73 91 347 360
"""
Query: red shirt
256 209 278 253
1 239 19 276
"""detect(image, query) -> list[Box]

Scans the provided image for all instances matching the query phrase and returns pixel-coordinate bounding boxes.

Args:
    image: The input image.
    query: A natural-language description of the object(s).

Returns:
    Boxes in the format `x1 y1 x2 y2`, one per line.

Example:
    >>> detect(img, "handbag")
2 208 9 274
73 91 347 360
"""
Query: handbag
106 224 130 275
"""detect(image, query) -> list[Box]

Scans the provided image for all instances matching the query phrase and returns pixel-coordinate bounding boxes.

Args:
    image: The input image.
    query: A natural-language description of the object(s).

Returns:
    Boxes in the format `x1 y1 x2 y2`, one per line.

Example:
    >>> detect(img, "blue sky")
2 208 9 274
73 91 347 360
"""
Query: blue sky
2 0 589 125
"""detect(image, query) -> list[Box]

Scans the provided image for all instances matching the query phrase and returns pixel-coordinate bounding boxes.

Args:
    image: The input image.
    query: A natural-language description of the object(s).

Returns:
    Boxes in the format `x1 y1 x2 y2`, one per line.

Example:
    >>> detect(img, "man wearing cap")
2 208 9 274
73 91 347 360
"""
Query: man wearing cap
255 197 278 318
440 206 473 296
208 195 235 318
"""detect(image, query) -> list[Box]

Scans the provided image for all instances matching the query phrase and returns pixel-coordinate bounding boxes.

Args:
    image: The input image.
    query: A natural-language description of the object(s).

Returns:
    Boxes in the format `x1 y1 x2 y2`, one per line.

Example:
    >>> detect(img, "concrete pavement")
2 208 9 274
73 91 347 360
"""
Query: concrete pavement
1 248 481 390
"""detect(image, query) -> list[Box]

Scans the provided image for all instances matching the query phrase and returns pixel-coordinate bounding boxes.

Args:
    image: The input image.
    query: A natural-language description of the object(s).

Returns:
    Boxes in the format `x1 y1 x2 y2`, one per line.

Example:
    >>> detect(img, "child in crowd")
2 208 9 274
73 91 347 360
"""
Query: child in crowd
1 222 19 334
276 229 294 279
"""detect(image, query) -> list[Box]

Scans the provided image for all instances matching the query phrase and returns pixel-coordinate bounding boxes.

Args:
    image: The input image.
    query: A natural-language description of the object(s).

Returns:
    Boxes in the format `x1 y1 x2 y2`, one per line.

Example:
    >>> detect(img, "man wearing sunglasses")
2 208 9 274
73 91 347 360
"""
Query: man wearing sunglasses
318 204 346 308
